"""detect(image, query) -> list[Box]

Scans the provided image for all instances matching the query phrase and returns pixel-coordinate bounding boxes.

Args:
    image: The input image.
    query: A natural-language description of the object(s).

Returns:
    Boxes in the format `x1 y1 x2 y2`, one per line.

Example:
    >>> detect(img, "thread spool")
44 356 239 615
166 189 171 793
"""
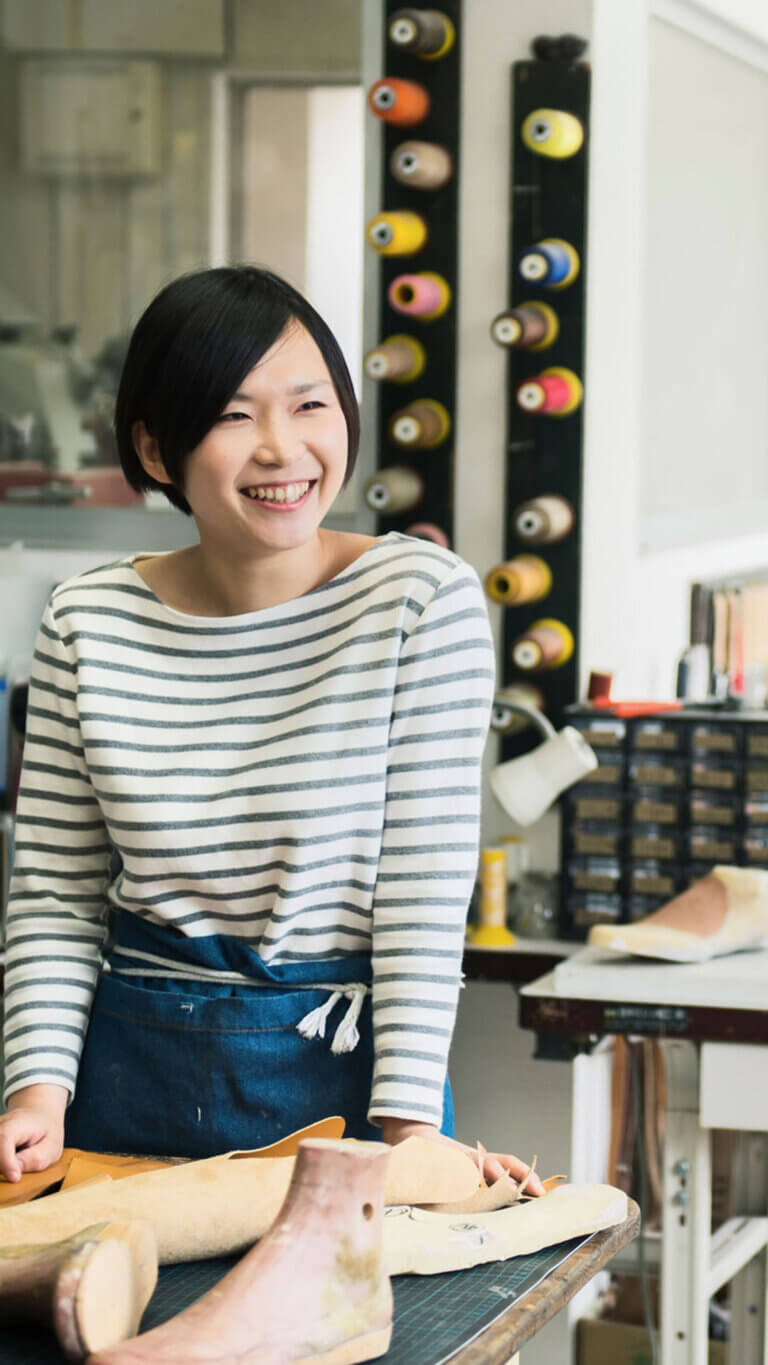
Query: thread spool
389 399 451 449
516 367 583 416
404 521 451 548
518 238 580 289
512 619 575 672
364 335 426 383
390 140 453 190
388 8 456 58
388 271 451 320
521 108 584 160
366 210 428 256
513 495 574 545
587 670 613 702
368 77 430 126
490 301 559 351
484 555 552 606
466 847 516 948
490 684 547 736
364 465 424 514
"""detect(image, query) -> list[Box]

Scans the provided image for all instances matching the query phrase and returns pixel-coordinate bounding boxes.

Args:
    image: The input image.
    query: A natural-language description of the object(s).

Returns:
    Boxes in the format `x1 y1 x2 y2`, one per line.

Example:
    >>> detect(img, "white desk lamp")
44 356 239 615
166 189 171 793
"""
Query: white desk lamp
489 696 599 826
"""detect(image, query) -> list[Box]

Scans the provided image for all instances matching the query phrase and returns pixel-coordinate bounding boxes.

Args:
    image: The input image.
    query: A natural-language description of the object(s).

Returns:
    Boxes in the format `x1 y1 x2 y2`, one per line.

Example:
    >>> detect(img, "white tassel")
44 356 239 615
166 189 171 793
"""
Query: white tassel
331 985 367 1055
296 990 341 1041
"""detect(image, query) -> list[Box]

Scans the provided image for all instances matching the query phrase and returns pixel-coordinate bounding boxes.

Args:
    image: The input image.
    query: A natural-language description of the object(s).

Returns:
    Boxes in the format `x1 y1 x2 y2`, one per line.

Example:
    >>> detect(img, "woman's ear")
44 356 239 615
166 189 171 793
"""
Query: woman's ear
132 420 172 486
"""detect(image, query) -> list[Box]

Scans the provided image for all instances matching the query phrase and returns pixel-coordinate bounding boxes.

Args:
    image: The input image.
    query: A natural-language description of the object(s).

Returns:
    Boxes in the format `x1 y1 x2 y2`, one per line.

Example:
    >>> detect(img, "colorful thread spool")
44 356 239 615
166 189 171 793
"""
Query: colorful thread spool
518 238 580 289
389 399 451 449
364 335 426 383
388 271 451 320
368 77 430 126
512 619 575 672
490 684 547 736
490 301 559 351
388 8 456 59
513 495 574 545
587 670 613 702
516 367 583 416
466 848 516 948
390 140 453 190
484 555 552 606
366 210 428 256
404 521 451 548
521 108 584 160
364 465 424 514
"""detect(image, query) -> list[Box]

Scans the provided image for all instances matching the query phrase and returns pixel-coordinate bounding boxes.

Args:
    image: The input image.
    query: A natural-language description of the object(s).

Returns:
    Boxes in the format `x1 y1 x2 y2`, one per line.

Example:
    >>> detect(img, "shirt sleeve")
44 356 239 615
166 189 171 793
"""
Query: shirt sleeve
3 595 112 1105
368 560 496 1126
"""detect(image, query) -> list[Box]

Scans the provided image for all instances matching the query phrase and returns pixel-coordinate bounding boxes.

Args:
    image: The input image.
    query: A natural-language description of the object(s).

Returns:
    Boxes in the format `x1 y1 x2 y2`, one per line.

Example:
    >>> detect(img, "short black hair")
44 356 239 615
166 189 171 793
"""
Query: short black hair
115 266 360 515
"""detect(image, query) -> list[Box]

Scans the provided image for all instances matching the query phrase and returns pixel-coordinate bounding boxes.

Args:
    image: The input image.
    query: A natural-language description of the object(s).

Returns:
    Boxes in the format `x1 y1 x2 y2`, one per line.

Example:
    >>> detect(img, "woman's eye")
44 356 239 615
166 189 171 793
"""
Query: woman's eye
297 400 325 412
219 412 249 423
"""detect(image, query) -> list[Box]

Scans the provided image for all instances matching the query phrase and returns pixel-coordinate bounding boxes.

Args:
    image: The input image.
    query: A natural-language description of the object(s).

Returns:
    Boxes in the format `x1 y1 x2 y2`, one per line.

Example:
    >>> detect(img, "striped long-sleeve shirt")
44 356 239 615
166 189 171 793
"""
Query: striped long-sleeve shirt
3 531 495 1125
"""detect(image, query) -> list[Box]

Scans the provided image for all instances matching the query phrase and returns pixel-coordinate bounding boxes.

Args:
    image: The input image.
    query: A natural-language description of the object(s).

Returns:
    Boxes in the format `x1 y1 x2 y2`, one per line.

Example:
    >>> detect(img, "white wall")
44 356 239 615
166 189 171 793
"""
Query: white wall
581 0 768 703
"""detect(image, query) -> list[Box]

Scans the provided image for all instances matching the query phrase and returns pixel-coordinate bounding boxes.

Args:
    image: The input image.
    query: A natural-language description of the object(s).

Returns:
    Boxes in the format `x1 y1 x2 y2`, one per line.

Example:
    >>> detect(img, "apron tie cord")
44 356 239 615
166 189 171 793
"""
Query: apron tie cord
296 990 342 1042
296 983 369 1053
330 984 367 1055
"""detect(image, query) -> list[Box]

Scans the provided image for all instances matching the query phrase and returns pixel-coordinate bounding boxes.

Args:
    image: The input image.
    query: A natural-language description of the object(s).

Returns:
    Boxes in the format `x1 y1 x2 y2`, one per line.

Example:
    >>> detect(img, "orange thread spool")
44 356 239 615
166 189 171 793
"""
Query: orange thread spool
368 77 430 127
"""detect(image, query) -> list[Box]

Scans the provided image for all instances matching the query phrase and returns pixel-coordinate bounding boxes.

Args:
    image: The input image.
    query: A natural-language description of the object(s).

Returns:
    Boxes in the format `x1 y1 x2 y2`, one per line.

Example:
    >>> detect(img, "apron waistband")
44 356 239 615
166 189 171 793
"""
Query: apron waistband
106 942 370 1055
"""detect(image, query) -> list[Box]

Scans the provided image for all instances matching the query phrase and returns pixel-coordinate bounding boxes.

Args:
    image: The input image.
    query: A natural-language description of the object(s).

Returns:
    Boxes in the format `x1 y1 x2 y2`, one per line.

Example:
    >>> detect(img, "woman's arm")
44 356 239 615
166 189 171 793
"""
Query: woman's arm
365 559 542 1188
379 1116 545 1193
2 593 112 1149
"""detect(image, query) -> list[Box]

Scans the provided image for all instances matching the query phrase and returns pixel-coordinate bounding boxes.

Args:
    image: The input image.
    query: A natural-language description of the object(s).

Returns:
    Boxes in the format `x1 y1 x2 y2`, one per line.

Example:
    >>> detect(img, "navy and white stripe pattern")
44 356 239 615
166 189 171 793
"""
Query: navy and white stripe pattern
3 531 495 1125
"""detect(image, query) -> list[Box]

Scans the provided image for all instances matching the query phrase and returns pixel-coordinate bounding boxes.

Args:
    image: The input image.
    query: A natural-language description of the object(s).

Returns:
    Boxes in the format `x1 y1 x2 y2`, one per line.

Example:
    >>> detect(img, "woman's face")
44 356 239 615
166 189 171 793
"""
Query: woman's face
182 322 349 552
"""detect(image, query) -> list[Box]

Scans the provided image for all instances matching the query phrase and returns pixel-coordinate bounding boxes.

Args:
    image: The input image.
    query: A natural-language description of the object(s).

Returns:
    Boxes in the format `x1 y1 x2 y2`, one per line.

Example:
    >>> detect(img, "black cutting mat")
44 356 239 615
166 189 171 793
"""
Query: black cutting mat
0 1235 589 1365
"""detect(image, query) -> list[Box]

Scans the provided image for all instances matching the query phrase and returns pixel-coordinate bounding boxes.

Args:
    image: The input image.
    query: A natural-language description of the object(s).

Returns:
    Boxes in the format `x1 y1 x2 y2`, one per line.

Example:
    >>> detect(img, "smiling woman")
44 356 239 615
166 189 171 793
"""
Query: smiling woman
1 263 541 1201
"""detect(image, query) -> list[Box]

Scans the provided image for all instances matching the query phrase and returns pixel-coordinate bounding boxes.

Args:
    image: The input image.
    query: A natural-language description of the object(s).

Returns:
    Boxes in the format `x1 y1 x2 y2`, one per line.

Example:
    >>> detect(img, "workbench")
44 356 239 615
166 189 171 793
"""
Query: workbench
520 945 768 1365
1 1207 639 1365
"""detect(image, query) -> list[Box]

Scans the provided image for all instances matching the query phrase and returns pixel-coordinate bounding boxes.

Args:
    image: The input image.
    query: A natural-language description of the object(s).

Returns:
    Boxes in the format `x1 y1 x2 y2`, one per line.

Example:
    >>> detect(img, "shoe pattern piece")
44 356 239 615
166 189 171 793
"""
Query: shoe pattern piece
588 866 768 963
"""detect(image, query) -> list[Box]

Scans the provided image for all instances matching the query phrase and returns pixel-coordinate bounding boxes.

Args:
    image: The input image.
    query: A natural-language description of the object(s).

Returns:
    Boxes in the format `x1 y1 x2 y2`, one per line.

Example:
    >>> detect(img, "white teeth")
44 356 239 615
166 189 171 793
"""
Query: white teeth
244 481 311 504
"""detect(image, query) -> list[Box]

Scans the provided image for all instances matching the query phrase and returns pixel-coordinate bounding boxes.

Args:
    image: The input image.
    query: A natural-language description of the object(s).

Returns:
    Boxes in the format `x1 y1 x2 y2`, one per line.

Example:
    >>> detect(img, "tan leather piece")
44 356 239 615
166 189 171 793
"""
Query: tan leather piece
0 1153 76 1209
0 1136 480 1265
61 1156 173 1192
0 1116 348 1207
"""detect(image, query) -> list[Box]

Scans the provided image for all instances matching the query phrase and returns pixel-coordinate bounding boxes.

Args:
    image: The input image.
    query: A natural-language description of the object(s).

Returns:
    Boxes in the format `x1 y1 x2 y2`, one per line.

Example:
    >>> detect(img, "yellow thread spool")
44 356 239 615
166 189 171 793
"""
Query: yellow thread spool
366 211 428 256
484 555 552 606
364 335 426 383
521 108 584 159
467 848 516 947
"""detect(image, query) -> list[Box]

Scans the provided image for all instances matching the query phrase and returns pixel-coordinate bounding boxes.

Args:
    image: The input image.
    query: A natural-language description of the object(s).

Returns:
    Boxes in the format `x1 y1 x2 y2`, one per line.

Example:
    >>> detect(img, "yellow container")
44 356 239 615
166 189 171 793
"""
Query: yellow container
467 849 517 947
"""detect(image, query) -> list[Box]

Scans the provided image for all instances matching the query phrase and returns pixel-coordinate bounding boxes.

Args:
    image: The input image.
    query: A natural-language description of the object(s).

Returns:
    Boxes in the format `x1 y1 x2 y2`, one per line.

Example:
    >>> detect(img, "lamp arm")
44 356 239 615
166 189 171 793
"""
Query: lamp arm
494 695 557 742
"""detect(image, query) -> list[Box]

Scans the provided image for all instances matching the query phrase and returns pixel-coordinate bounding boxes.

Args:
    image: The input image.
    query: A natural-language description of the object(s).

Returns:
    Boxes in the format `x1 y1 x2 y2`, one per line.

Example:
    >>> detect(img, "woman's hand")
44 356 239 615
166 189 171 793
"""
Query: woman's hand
0 1084 69 1182
379 1116 545 1195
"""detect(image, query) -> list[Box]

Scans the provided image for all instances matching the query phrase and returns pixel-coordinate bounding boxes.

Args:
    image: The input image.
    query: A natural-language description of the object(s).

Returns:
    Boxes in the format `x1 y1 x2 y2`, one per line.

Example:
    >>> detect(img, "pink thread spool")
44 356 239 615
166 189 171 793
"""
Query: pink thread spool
405 521 451 548
517 373 570 414
388 271 451 320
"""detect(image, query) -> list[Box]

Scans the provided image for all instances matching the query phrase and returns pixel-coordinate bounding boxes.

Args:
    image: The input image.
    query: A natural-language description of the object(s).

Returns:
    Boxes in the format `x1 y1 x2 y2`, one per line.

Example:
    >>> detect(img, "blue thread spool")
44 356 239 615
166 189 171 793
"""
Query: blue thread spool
518 238 580 290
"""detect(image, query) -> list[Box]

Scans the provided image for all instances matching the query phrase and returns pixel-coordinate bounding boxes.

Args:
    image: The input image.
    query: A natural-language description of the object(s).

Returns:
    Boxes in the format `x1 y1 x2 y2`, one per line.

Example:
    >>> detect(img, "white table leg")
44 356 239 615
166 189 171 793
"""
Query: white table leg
729 1133 768 1365
659 1040 711 1365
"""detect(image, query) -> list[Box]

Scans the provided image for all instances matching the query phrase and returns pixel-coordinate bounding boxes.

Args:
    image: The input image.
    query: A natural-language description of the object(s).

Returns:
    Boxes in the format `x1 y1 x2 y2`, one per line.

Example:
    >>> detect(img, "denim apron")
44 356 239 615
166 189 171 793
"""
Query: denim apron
65 913 454 1158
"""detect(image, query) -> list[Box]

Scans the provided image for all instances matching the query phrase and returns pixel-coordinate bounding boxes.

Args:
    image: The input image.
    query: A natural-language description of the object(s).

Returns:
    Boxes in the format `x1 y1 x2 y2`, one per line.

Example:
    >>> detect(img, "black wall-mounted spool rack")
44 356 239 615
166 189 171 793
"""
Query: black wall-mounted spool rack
498 53 590 764
369 0 462 546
